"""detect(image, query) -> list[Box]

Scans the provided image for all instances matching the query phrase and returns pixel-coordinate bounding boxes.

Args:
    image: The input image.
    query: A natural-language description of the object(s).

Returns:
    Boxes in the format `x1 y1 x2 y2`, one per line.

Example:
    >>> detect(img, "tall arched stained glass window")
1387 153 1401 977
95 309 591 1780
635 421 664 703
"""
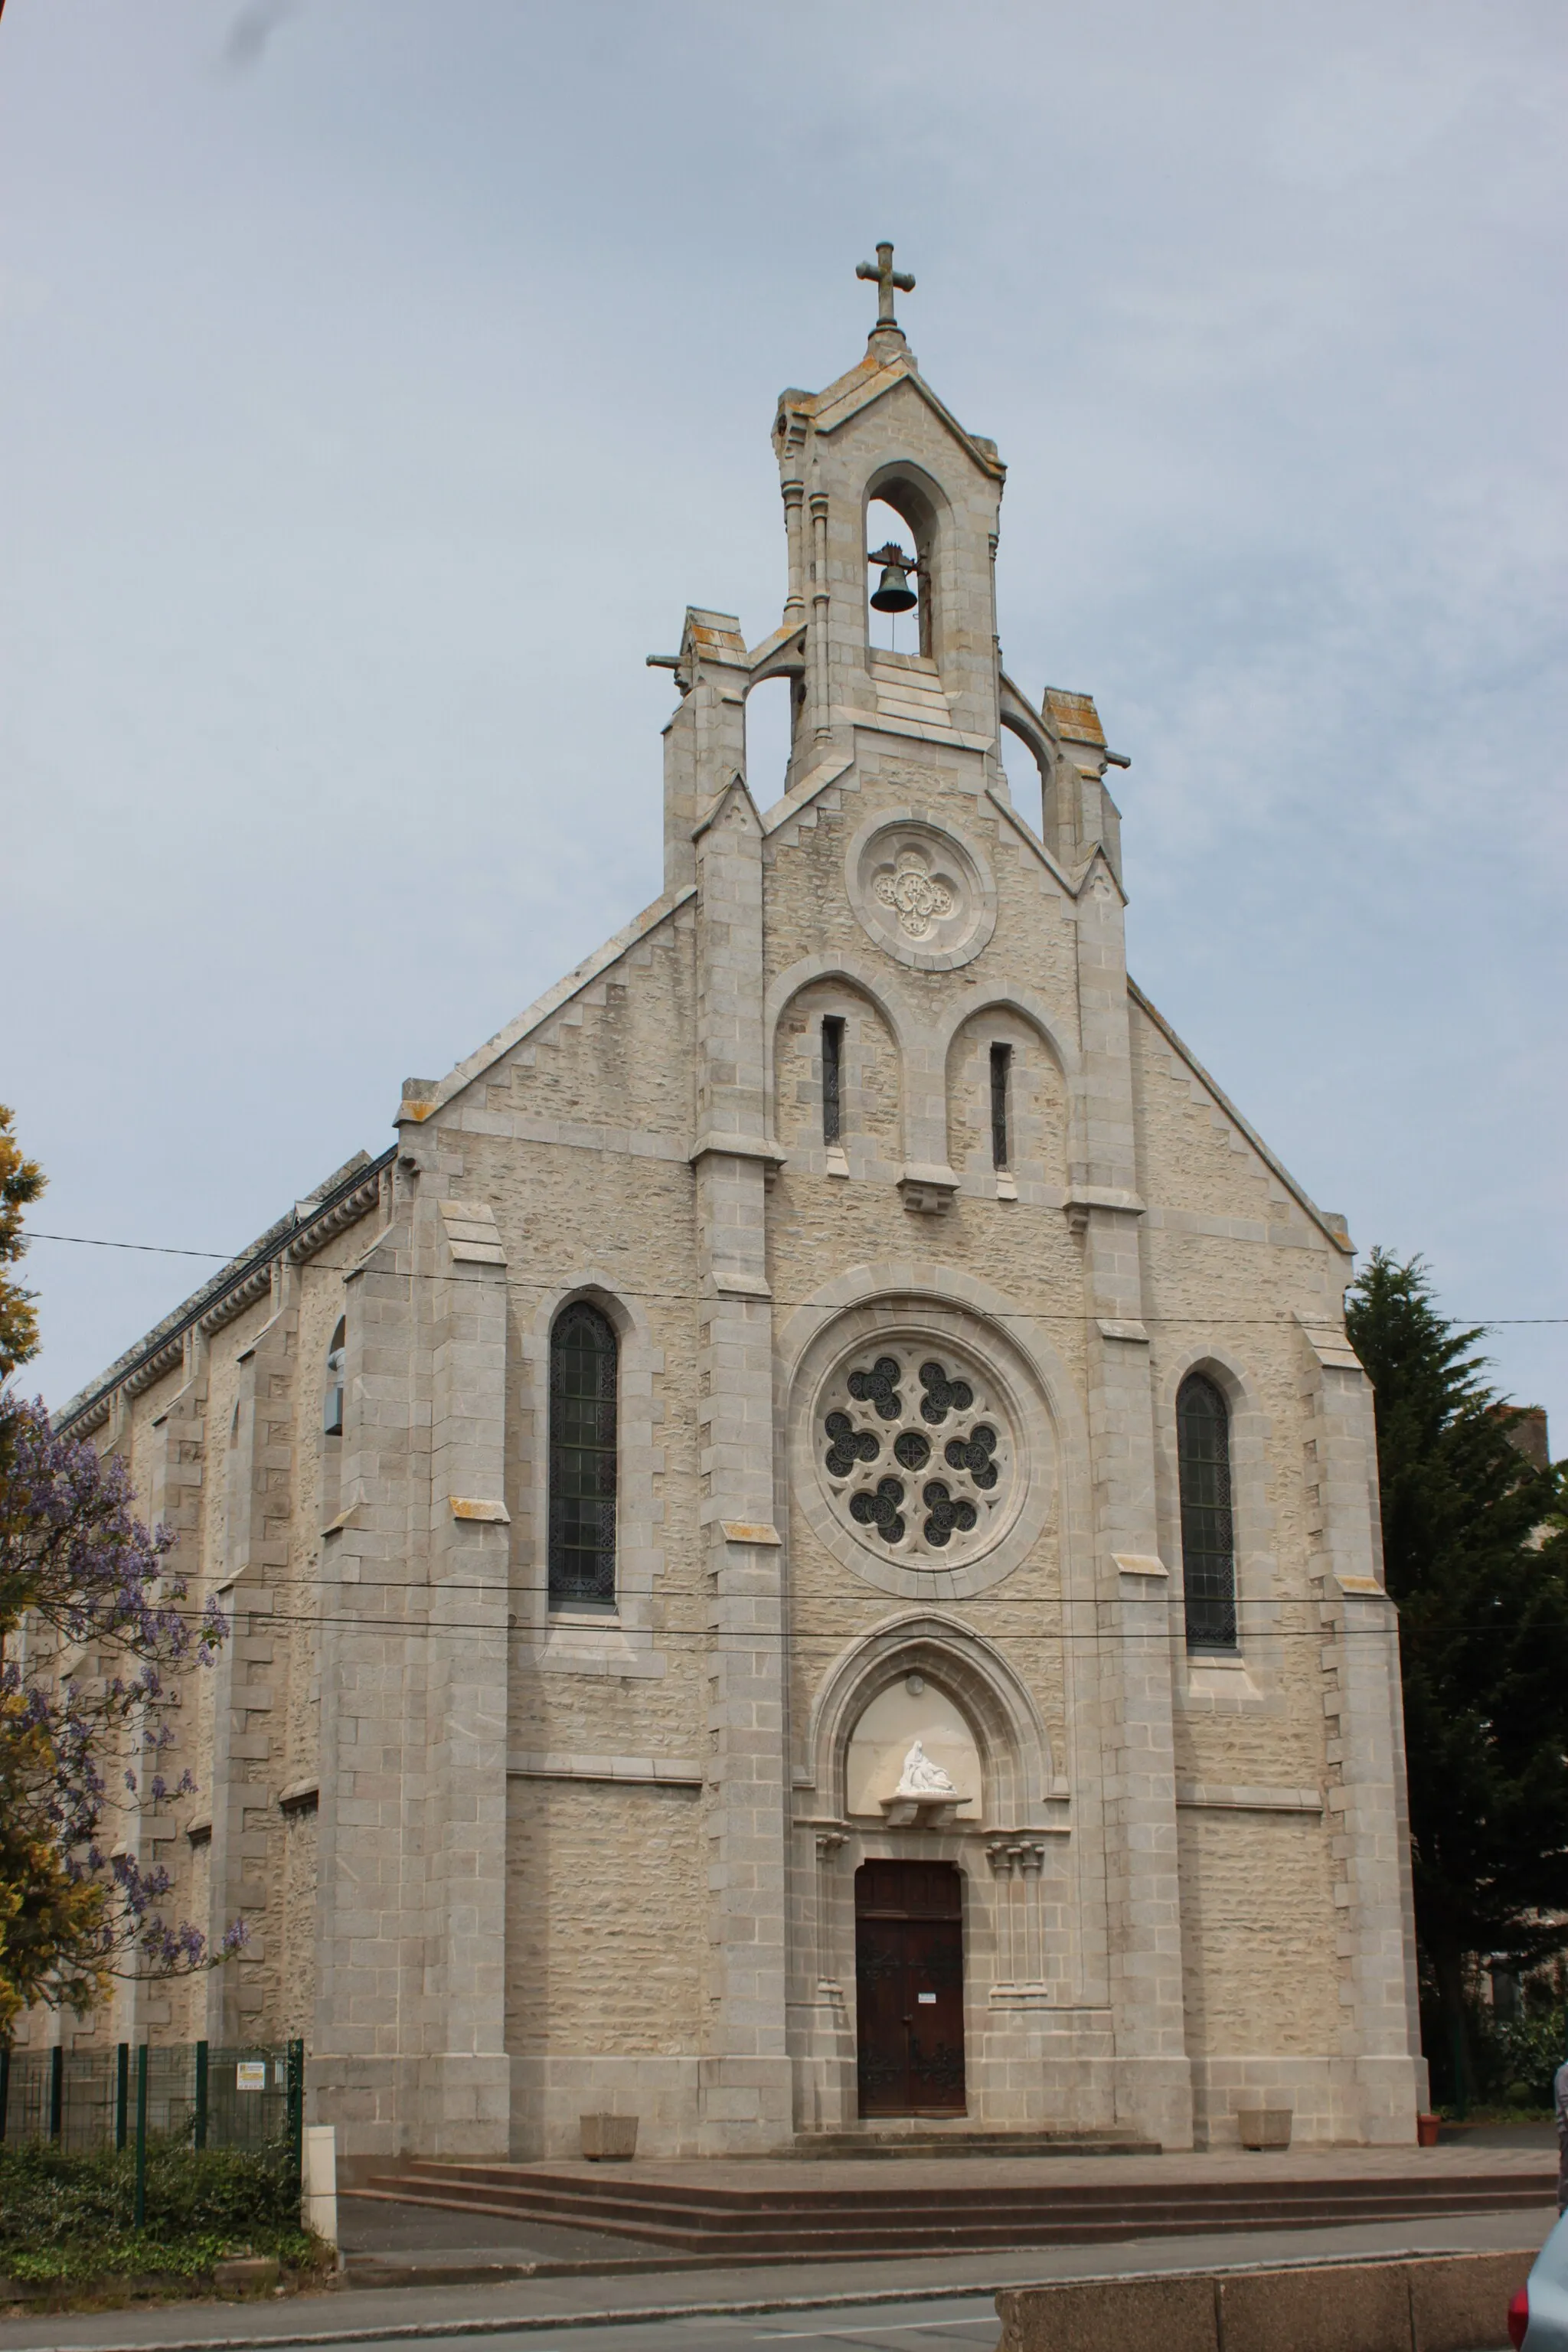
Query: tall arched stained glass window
1177 1372 1236 1651
548 1302 618 1609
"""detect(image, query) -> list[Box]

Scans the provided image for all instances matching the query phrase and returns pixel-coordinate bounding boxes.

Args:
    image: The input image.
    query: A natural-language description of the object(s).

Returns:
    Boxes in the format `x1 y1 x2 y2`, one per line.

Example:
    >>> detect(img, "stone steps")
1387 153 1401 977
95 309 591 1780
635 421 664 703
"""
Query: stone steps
870 656 953 732
364 2160 1557 2258
793 2128 1158 2159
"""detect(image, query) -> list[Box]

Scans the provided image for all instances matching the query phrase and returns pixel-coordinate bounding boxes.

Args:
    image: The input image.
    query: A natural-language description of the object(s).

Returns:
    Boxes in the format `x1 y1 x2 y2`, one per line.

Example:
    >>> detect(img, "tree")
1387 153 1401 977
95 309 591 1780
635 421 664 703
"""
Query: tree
0 1105 44 1379
1346 1249 1568 2102
0 1399 241 2040
0 1110 237 2040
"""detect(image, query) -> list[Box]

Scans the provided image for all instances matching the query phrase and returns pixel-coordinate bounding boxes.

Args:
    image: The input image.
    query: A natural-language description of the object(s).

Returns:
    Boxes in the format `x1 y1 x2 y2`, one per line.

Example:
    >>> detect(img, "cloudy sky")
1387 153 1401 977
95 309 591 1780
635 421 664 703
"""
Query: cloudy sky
2 0 1564 1433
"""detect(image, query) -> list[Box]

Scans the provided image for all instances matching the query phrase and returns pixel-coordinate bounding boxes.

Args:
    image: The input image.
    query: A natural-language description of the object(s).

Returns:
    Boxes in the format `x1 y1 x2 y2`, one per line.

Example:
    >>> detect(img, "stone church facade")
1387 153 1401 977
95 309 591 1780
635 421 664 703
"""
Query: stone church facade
52 259 1426 2162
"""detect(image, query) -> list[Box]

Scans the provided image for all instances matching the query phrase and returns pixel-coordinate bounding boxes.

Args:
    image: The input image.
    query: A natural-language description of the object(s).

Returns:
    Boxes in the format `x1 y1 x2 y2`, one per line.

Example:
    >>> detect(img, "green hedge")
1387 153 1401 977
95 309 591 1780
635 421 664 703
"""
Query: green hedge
0 2139 319 2289
1486 2004 1568 2109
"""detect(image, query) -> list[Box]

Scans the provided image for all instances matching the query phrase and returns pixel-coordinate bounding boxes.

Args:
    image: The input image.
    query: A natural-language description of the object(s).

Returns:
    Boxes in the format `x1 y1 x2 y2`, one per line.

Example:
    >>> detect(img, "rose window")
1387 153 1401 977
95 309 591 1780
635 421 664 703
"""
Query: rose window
818 1345 1011 1566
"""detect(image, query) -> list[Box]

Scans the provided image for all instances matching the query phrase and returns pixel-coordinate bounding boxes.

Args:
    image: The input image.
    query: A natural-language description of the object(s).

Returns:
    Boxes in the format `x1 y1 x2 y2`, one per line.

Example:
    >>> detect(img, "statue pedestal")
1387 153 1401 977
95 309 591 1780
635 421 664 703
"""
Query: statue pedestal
880 1796 961 1828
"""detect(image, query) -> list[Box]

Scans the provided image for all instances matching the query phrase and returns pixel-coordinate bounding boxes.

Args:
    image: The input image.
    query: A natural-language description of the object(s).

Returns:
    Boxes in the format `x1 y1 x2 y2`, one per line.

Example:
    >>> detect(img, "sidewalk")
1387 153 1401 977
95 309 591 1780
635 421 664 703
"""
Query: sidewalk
0 2206 1551 2352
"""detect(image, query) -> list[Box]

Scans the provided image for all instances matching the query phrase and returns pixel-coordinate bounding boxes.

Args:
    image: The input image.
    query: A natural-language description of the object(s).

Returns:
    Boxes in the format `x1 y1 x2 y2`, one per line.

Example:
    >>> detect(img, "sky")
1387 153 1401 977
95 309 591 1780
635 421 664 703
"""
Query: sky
2 0 1564 1434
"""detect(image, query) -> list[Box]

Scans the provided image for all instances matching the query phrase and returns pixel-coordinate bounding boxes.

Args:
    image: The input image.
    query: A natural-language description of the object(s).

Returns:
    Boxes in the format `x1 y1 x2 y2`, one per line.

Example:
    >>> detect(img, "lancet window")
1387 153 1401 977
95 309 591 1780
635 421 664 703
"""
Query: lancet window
548 1301 619 1609
323 1318 346 1439
989 1043 1011 1169
822 1017 844 1145
1177 1372 1237 1651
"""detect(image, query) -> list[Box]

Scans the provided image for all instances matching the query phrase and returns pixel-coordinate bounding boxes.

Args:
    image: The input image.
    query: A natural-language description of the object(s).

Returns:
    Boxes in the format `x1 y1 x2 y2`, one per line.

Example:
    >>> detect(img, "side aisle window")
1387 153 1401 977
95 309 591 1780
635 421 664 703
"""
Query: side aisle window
1178 1372 1237 1651
548 1302 619 1609
323 1319 346 1438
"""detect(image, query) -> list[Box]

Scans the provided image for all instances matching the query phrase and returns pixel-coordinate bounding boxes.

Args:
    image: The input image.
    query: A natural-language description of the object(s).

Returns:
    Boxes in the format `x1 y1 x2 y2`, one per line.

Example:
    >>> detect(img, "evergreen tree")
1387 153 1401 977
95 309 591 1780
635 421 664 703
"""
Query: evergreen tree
1347 1249 1568 2102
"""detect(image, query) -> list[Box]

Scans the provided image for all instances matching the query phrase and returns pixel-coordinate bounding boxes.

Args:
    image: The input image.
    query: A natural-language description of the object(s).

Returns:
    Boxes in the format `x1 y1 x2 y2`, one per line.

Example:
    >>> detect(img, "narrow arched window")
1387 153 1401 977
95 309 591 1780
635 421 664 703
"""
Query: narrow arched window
548 1302 618 1609
319 1318 347 1528
822 1016 844 1145
864 481 937 661
989 1043 1011 1169
323 1318 346 1438
1178 1373 1236 1651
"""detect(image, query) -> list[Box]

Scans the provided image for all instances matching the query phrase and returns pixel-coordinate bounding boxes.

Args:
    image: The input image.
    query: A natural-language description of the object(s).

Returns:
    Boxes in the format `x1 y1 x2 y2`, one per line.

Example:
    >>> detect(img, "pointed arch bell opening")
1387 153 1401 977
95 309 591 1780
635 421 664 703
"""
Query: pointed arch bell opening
548 1300 619 1610
1177 1370 1237 1652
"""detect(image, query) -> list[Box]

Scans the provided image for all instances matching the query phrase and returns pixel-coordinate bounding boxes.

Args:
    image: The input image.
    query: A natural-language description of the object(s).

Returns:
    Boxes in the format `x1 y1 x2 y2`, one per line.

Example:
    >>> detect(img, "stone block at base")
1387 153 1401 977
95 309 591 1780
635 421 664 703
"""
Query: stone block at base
1236 2107 1292 2150
998 2247 1536 2352
1217 2262 1408 2352
1407 2249 1533 2352
998 2275 1217 2352
213 2256 280 2296
580 2112 639 2160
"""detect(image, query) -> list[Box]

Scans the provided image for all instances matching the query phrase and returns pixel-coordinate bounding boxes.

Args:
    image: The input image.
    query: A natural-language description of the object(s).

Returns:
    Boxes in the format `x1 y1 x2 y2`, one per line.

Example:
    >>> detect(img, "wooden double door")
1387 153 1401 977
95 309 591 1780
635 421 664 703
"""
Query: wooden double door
854 1860 965 2116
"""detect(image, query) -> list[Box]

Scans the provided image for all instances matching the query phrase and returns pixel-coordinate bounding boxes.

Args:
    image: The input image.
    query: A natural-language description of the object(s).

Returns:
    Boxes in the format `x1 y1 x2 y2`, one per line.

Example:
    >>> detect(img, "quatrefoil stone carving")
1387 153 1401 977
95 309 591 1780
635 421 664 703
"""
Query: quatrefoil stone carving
847 814 995 972
873 853 955 940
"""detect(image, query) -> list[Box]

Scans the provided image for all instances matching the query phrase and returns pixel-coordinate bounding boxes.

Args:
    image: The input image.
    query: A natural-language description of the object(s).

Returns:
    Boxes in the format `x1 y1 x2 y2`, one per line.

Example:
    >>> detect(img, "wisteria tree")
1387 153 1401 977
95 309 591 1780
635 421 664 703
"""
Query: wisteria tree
0 1109 240 2040
0 1399 243 2039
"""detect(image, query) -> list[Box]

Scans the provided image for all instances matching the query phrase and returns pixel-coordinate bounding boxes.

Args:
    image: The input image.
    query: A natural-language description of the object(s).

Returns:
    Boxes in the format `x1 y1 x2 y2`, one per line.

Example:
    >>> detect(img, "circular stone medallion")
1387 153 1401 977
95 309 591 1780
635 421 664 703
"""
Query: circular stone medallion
846 812 995 972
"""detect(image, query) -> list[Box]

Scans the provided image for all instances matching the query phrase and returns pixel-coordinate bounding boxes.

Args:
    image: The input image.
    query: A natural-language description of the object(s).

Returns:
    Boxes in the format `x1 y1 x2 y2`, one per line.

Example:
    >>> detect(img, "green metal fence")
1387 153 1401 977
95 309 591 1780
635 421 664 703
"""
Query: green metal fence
0 2040 304 2174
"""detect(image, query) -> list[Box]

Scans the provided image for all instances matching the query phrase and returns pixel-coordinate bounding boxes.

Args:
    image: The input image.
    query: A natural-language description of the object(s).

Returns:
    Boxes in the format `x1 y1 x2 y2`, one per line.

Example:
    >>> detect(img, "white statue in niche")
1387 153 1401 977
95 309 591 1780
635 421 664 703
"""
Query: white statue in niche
894 1739 959 1799
844 1684 981 1818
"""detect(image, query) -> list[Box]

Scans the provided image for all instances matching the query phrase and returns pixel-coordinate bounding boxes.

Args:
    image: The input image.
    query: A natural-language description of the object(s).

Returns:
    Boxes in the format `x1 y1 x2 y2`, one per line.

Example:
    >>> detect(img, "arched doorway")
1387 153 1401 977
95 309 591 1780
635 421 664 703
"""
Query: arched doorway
854 1860 965 2116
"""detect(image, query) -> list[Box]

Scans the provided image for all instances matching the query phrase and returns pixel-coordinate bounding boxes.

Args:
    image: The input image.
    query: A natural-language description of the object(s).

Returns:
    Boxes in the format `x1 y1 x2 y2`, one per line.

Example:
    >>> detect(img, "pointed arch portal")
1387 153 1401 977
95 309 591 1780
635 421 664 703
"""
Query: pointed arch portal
854 1859 965 2116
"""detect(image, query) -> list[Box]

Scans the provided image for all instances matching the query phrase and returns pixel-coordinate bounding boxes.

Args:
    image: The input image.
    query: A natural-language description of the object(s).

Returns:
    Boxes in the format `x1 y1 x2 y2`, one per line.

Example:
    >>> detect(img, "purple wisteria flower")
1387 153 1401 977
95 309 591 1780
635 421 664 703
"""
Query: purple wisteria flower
1 1395 243 2026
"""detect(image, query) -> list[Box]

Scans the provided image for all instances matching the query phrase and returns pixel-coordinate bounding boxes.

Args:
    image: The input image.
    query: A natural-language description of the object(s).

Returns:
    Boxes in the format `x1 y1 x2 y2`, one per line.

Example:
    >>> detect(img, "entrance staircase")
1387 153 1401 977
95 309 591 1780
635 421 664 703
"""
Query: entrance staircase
792 2128 1158 2159
361 2149 1557 2261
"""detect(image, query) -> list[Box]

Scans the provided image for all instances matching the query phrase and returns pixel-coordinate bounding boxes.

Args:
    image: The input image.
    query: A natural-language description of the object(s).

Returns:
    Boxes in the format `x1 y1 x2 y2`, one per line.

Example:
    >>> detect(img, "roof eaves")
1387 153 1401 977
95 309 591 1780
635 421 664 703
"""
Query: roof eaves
1128 980 1354 1258
52 1146 394 1436
413 883 698 1123
982 783 1076 897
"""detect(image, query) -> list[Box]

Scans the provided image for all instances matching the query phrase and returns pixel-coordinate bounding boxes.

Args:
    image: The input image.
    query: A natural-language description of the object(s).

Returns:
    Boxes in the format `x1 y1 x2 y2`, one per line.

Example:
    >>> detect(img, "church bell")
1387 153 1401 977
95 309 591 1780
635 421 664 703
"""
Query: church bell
870 557 918 614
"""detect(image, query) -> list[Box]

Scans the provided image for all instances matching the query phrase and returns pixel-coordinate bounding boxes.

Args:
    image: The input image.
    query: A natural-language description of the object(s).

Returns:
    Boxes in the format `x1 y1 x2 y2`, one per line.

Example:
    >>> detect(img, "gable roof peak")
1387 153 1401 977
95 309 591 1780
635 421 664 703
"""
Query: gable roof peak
785 341 1005 482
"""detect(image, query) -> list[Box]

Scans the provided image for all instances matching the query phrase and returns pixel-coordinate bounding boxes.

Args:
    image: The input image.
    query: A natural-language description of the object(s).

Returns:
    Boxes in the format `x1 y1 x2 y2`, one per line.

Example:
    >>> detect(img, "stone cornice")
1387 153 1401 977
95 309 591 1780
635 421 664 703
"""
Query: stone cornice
410 883 699 1128
1129 979 1355 1259
54 1148 394 1437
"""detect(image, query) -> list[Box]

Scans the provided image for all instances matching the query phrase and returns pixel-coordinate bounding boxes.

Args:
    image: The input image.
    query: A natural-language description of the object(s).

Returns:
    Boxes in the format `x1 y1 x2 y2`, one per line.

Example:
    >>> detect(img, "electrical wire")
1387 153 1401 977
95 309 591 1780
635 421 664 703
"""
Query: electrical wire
17 1230 1567 1325
31 1592 1546 1645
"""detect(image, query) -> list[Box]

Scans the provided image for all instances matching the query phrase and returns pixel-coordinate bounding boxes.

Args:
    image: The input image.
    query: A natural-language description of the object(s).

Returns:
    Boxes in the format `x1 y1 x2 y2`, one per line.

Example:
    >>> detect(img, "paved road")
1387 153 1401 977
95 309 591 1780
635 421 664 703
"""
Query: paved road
242 2296 1004 2352
0 2209 1548 2352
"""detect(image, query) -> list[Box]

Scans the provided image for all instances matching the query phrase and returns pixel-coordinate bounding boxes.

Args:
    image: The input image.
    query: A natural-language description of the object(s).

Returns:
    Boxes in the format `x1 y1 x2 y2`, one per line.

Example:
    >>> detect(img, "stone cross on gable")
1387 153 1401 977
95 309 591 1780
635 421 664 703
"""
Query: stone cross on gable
856 240 915 332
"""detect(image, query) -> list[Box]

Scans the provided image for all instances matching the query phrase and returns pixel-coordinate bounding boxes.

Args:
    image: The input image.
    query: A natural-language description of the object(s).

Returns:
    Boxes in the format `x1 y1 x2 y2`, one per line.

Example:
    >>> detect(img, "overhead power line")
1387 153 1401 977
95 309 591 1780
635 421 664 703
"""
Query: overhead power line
35 1602 1475 1645
18 1230 1568 1325
29 1232 234 1261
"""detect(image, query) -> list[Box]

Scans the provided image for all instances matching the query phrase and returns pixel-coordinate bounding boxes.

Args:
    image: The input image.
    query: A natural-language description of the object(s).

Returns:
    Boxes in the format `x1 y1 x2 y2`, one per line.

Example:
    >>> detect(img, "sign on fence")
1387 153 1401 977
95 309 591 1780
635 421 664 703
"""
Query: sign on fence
0 2040 305 2168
